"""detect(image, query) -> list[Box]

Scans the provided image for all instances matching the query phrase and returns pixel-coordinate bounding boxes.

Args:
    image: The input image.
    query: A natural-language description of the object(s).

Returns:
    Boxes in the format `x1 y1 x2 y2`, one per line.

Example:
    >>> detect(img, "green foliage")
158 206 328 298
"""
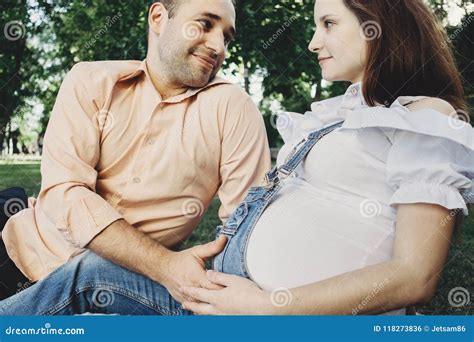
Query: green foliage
447 14 474 107
0 0 30 147
1 0 473 147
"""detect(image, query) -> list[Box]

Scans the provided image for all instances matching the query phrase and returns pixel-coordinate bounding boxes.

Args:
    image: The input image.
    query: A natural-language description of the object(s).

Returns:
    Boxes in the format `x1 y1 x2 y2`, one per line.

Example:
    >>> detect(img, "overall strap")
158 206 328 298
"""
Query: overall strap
265 120 344 185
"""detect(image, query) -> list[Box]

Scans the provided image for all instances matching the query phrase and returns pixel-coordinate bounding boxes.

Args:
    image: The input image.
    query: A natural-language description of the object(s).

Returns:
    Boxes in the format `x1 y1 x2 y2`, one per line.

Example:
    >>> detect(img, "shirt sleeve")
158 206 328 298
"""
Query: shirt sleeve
386 129 474 216
217 97 271 223
39 63 123 248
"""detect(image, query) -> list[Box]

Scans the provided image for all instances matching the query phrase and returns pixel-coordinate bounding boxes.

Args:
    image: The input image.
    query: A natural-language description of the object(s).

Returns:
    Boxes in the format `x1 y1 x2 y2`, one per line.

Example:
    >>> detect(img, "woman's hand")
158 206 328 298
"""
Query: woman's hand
179 270 273 315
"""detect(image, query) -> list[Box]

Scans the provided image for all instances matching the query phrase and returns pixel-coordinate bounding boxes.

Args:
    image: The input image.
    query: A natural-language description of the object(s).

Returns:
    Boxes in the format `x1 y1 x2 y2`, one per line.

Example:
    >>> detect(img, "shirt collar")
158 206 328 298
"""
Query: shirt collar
119 59 231 104
340 82 367 109
307 82 368 126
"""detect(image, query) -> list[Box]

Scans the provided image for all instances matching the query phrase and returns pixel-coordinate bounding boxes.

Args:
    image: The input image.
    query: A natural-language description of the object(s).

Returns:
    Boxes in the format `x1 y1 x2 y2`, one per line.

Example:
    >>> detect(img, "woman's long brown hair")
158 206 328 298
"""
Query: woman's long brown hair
343 0 470 120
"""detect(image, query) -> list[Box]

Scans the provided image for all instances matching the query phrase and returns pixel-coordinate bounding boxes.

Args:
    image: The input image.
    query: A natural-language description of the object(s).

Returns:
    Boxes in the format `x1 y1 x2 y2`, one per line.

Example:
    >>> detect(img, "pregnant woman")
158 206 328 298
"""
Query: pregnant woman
1 0 473 315
182 0 473 315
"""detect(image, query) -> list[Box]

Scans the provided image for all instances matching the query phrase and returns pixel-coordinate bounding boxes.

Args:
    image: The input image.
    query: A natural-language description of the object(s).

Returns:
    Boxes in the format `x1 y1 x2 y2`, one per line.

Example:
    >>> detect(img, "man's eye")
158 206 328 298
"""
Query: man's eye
224 35 233 46
197 19 212 30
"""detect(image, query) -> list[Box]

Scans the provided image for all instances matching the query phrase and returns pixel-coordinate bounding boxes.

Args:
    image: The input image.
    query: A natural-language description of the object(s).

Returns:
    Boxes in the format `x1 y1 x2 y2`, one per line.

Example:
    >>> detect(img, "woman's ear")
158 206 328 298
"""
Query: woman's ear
148 2 169 37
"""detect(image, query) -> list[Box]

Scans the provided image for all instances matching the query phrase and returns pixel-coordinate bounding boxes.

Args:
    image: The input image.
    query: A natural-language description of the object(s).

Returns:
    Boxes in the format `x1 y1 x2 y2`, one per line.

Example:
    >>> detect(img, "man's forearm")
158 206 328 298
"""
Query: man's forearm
86 219 173 284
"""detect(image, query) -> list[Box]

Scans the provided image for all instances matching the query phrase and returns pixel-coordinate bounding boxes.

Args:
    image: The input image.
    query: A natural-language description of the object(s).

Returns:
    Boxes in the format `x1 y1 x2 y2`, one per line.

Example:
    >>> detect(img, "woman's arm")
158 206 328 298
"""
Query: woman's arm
181 202 457 315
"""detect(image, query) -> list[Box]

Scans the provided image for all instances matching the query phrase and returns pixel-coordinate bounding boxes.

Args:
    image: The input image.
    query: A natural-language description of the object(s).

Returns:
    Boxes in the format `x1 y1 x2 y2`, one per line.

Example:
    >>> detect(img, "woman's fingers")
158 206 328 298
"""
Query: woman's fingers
206 270 242 286
179 286 214 304
182 301 216 315
200 279 224 290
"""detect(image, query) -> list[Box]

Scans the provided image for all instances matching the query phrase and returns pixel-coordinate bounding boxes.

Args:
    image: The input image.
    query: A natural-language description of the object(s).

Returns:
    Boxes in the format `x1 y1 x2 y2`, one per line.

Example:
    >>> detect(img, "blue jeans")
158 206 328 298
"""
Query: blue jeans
0 120 343 315
0 251 191 315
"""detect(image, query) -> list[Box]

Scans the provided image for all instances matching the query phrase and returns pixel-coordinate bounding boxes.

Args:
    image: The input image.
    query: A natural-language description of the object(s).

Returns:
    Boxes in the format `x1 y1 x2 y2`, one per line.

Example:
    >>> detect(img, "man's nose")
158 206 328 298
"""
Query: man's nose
205 30 226 56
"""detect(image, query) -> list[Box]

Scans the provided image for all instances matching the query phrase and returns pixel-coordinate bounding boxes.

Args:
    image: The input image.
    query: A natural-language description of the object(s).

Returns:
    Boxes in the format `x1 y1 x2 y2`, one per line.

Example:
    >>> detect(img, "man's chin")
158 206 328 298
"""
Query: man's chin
186 73 214 88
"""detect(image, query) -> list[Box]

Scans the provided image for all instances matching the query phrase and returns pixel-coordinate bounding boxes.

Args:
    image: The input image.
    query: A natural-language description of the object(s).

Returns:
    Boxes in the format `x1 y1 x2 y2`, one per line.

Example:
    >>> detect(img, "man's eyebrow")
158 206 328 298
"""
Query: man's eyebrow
201 12 222 21
199 12 236 37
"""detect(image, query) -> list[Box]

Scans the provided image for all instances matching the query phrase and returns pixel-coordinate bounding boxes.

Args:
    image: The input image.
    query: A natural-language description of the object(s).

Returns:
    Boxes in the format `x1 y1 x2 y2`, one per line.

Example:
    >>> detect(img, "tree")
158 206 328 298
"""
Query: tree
11 0 472 149
448 13 474 108
0 0 29 152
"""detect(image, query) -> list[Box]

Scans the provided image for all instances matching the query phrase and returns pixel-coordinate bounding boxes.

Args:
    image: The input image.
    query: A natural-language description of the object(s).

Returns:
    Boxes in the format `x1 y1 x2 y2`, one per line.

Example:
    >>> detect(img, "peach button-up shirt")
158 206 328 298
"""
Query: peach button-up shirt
3 60 271 282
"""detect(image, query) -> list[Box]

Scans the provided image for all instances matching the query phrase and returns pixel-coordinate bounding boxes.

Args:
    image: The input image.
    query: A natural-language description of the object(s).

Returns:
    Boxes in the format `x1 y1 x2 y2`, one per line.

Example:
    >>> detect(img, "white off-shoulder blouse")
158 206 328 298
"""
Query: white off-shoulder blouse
244 82 473 315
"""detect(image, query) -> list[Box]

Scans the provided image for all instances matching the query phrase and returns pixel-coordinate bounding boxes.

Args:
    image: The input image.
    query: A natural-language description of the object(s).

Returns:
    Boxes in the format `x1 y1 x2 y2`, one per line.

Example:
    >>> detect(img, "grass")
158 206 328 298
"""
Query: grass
0 160 42 197
0 161 472 315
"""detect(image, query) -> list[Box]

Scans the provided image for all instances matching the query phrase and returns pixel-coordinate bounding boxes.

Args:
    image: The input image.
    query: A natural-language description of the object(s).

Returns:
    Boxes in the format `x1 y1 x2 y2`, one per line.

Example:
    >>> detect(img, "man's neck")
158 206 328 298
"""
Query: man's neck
145 59 188 100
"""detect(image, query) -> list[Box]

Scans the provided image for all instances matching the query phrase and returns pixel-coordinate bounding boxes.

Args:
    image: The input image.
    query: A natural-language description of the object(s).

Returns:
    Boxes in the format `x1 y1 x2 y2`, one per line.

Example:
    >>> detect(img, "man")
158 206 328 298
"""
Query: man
0 0 270 314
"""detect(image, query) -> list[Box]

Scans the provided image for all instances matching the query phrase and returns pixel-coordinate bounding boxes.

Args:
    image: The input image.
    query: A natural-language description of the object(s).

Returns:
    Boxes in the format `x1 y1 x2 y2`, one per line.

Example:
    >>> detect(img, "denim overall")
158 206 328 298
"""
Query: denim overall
213 120 344 278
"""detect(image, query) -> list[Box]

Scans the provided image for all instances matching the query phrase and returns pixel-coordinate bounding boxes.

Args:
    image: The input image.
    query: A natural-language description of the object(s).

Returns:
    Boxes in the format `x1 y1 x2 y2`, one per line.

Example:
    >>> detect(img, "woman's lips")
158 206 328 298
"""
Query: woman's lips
318 57 333 65
193 54 215 70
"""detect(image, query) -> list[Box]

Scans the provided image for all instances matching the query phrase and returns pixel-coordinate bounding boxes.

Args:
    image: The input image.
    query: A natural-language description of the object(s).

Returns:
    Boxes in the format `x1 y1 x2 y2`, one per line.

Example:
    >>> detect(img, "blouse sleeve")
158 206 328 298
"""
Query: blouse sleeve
340 97 474 215
386 129 473 215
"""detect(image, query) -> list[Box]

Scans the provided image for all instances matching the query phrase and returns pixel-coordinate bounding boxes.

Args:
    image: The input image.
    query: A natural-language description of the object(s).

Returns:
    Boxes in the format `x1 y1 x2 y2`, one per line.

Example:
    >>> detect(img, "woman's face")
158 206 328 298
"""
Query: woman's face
308 0 367 83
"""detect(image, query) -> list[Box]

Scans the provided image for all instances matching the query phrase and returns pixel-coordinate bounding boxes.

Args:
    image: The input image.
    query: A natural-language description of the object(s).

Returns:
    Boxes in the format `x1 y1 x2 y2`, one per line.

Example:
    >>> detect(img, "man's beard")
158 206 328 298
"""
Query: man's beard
160 45 218 88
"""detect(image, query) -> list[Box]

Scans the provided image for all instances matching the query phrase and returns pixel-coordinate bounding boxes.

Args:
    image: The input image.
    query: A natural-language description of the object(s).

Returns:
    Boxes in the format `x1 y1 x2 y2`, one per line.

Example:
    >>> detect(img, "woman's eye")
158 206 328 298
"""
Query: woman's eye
324 20 334 29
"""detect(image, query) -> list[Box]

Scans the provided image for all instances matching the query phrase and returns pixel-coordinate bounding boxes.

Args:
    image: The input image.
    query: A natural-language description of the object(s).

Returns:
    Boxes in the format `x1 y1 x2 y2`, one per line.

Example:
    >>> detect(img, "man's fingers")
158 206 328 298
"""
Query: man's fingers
194 235 227 259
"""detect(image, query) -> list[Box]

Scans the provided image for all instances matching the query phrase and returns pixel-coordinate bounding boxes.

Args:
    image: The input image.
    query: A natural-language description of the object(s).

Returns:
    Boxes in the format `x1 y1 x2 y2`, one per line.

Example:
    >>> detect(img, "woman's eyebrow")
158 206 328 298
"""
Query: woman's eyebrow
318 14 337 21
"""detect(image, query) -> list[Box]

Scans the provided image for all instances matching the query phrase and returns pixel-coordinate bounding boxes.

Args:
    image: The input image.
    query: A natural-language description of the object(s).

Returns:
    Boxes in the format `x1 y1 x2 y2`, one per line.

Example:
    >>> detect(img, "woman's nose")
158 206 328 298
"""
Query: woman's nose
308 29 322 53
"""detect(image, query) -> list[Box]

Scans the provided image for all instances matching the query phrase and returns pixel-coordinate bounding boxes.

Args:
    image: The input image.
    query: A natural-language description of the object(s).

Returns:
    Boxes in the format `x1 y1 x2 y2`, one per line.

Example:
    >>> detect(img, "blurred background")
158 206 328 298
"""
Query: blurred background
0 0 473 314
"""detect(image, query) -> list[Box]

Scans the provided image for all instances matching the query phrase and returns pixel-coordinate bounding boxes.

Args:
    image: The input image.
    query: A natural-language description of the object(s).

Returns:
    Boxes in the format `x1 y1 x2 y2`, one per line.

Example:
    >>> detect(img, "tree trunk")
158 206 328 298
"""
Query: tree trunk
244 67 250 95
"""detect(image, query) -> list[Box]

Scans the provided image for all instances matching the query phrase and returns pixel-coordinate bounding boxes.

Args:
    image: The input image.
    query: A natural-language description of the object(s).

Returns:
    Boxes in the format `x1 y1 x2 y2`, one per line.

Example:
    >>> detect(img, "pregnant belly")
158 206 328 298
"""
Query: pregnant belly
245 178 396 291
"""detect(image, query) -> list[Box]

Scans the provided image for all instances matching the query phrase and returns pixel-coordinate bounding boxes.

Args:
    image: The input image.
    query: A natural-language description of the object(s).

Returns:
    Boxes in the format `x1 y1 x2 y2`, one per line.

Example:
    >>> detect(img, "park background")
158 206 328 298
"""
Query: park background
0 0 473 314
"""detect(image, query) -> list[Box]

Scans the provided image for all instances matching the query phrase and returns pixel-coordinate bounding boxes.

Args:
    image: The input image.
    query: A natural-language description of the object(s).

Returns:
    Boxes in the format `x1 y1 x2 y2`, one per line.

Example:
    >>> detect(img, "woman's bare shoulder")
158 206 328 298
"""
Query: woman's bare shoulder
405 97 456 116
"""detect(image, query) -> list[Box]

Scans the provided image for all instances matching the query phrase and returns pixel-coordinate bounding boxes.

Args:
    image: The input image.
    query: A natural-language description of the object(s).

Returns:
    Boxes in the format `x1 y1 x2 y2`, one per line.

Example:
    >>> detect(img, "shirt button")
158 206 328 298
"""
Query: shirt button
132 177 141 184
351 88 358 96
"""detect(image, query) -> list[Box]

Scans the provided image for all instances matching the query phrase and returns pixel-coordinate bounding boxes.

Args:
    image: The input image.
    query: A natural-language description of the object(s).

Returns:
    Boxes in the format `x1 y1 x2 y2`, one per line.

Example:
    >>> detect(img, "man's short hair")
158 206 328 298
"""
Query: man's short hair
152 0 236 18
152 0 181 18
148 0 236 36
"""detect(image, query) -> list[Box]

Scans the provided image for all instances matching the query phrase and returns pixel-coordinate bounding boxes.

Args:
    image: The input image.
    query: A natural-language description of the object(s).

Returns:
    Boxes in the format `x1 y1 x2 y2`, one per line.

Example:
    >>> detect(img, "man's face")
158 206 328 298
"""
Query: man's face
154 0 236 88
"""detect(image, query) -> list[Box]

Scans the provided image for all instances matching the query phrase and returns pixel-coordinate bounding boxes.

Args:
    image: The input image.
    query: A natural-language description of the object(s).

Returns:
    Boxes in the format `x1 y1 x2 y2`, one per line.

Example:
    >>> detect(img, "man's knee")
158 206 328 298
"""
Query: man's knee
64 251 114 282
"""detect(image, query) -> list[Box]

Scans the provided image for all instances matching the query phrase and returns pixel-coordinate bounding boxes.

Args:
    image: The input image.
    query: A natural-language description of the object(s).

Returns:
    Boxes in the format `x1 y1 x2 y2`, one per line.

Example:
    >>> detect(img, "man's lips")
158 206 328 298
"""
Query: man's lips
193 54 216 70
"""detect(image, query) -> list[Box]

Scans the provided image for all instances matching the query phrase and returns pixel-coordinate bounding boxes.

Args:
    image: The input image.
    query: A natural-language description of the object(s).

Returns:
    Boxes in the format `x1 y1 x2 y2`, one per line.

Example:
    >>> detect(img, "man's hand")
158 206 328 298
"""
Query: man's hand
88 220 227 304
159 235 227 303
